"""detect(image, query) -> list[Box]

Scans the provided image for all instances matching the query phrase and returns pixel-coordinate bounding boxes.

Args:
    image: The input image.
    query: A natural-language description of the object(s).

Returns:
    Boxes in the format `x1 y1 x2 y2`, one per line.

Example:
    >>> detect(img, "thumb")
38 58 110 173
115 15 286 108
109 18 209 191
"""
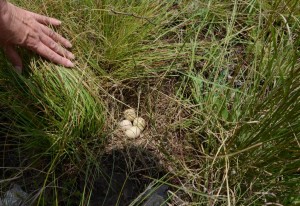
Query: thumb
4 45 23 74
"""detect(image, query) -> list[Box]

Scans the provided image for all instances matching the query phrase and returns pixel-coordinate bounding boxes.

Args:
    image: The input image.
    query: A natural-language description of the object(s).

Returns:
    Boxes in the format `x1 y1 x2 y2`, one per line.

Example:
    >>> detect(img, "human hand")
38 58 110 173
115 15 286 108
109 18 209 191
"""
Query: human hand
0 2 75 73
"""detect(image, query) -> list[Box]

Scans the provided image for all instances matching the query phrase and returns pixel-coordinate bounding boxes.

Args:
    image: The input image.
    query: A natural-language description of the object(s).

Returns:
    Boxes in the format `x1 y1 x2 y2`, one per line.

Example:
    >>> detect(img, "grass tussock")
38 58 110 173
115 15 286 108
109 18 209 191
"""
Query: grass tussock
0 65 105 203
0 0 299 205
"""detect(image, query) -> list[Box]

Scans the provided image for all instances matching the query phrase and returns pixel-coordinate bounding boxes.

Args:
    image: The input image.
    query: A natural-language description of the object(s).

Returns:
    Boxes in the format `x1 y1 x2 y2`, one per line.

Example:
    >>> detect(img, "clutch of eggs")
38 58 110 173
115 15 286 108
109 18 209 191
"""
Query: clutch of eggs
119 108 146 138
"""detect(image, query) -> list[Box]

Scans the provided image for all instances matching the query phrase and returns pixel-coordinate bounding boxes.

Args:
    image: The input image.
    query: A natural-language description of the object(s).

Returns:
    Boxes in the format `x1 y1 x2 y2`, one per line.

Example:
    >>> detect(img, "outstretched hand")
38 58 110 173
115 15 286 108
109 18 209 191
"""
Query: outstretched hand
0 2 75 73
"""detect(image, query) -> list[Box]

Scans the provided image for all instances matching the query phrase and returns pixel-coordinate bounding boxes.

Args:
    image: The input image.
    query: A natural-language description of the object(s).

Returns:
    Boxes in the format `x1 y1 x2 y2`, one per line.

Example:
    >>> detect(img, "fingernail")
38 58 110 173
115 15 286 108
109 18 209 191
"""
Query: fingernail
66 60 74 67
69 53 75 60
54 19 62 25
14 66 22 74
66 41 72 48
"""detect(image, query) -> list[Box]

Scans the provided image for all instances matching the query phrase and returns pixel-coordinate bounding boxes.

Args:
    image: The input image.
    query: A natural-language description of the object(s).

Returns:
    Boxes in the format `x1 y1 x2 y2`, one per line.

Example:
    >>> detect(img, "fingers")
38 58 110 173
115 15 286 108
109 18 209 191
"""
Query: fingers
40 33 75 60
40 24 72 48
33 23 75 67
31 12 61 26
4 45 23 73
34 42 74 68
39 24 75 66
4 6 75 68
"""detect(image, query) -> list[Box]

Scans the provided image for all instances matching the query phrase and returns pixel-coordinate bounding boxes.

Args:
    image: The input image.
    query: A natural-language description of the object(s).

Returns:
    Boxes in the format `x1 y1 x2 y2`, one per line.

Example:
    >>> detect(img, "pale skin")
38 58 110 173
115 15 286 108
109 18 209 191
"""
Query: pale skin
0 0 75 73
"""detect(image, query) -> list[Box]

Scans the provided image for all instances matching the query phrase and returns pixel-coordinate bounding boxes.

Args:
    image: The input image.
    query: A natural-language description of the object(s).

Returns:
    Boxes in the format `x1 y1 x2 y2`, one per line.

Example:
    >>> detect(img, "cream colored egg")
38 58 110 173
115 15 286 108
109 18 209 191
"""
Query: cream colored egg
125 126 141 138
124 108 136 121
119 120 132 131
133 117 146 131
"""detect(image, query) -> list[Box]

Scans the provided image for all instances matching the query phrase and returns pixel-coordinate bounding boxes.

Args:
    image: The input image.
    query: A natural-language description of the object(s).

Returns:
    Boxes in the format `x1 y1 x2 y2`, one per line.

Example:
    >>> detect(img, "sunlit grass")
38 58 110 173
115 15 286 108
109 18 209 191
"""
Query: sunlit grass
176 0 300 204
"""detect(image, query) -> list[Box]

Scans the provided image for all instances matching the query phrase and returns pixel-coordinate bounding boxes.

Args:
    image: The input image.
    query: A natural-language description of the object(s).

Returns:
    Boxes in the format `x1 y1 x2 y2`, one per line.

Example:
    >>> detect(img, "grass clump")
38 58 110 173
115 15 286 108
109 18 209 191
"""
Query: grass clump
0 64 105 204
0 65 104 150
38 0 183 79
176 0 300 204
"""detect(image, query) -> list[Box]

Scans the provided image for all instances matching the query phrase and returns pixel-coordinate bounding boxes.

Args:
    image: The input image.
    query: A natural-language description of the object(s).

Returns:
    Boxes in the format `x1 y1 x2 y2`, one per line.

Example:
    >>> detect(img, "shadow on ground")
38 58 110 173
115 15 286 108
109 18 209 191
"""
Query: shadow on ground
0 134 169 206
90 147 168 206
